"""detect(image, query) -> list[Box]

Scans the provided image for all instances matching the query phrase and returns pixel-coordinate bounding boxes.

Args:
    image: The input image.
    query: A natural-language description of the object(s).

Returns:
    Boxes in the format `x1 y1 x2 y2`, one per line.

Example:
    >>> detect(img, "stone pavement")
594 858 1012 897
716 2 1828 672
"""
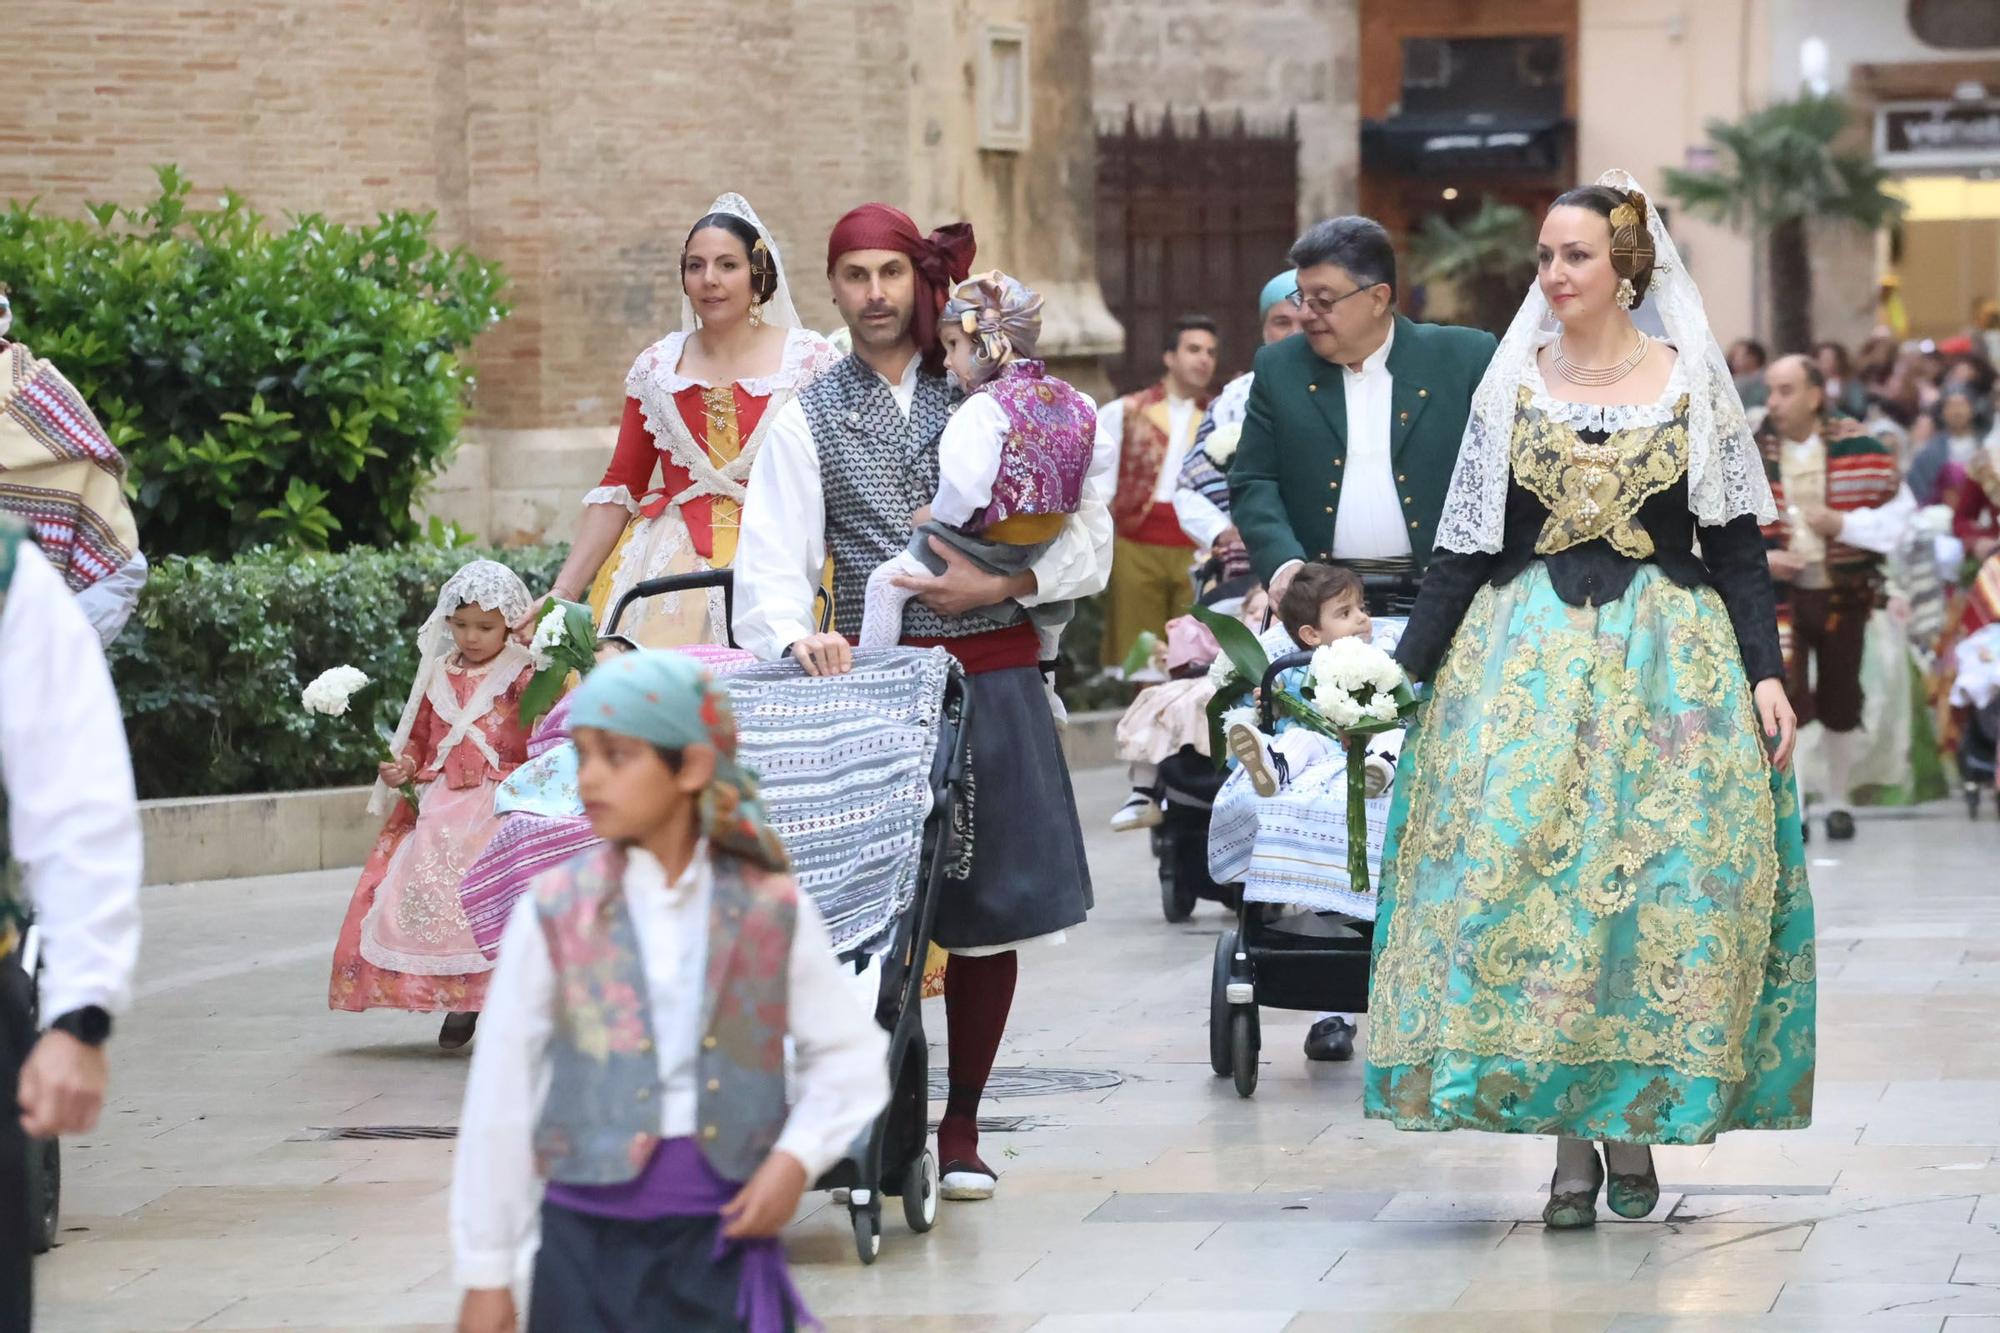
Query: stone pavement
34 768 2000 1332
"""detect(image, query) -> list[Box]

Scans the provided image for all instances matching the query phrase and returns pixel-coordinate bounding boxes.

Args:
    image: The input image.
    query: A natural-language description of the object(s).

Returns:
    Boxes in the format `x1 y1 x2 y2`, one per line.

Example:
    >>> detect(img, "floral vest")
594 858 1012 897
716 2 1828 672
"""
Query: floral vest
971 361 1095 530
0 519 22 959
531 843 797 1185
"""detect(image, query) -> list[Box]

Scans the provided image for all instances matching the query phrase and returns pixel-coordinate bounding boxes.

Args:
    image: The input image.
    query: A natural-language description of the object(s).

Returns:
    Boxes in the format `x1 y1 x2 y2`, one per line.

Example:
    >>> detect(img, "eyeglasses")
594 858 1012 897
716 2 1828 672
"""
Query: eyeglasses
1289 284 1384 316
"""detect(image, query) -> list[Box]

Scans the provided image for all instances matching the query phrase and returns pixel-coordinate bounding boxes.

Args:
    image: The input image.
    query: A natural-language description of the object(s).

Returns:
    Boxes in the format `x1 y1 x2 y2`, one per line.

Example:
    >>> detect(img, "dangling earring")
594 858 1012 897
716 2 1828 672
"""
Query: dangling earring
1615 278 1637 312
749 303 765 329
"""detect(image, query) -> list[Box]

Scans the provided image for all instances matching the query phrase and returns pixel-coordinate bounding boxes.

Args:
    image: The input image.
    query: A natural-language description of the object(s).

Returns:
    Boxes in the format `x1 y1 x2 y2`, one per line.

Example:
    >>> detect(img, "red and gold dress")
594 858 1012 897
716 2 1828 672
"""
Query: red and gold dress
328 659 533 1013
585 327 839 646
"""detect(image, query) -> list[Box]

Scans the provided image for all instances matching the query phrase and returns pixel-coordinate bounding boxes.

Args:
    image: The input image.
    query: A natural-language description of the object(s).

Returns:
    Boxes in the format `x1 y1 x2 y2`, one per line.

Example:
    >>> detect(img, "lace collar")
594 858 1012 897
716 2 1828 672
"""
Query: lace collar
625 326 836 401
1522 337 1691 431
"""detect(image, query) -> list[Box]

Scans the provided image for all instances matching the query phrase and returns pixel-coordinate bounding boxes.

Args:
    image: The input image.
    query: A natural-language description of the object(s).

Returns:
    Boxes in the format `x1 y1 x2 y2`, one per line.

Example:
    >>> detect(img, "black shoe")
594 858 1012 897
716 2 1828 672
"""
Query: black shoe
1303 1015 1355 1062
1826 809 1856 841
438 1011 478 1050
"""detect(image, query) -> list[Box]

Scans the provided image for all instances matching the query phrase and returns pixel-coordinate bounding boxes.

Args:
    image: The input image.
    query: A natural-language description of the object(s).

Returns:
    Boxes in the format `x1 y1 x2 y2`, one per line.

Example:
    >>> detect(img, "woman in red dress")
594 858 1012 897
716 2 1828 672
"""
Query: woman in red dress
532 193 837 646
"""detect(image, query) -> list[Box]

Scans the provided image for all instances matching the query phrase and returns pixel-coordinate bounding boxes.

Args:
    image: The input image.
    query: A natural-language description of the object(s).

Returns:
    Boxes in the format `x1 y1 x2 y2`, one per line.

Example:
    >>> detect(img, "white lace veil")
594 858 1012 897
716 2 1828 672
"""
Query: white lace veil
370 560 535 815
680 192 803 333
1433 168 1776 555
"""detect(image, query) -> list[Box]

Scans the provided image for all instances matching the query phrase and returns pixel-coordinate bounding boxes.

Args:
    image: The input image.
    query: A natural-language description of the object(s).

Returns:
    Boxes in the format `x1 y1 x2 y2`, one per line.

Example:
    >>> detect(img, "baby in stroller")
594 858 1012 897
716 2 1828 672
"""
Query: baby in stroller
1208 562 1406 1063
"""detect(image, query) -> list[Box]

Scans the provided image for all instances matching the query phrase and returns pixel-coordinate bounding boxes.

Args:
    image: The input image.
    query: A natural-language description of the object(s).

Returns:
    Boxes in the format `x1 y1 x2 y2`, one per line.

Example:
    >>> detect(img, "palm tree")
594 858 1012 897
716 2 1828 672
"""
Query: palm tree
1408 198 1540 334
1666 93 1902 355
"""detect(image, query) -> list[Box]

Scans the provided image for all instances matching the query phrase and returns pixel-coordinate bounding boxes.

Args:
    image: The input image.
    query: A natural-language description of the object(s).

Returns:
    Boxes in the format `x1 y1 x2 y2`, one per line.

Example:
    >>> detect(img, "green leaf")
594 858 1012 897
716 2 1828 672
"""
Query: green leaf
1189 605 1272 689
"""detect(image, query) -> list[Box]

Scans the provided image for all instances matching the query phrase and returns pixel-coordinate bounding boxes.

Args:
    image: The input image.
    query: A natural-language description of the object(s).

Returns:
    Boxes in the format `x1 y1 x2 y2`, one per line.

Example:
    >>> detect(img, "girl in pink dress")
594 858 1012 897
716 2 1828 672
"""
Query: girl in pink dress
328 560 537 1048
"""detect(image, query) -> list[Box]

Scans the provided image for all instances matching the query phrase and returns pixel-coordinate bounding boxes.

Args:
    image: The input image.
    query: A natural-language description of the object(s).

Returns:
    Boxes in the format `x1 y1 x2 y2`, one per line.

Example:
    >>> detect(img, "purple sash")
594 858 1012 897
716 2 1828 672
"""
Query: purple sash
546 1137 817 1333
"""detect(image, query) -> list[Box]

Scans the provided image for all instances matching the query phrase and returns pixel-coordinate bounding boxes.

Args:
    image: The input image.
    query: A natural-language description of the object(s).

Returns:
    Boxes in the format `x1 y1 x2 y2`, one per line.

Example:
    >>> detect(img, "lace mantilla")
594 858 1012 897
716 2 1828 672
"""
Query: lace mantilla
1435 168 1776 555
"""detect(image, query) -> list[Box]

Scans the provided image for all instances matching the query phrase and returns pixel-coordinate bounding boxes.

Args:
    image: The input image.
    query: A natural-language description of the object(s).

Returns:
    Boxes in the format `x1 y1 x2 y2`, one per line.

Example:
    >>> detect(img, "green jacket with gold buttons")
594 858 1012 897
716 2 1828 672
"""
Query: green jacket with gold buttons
1228 314 1497 584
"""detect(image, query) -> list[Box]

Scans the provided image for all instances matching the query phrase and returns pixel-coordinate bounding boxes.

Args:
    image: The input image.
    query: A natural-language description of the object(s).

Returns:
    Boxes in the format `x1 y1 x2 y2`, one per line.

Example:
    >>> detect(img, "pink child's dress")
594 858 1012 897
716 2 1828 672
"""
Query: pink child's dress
328 659 532 1013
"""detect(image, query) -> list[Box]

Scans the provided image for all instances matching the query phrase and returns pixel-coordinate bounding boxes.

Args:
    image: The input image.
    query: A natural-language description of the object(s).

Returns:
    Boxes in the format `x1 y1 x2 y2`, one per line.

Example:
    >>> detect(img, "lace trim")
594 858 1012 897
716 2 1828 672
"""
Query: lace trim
582 484 639 514
624 327 837 400
1521 342 1691 431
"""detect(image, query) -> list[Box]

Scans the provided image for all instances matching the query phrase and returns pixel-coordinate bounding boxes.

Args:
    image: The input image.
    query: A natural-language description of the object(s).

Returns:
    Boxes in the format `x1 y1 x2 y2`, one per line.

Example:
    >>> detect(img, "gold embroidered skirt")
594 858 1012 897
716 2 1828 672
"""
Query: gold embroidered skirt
1364 562 1816 1143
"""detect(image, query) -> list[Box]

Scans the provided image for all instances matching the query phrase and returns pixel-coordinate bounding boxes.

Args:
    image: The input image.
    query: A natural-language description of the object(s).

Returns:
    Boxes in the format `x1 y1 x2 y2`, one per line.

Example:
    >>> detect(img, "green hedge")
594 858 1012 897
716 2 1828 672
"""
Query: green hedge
0 166 508 558
111 543 566 799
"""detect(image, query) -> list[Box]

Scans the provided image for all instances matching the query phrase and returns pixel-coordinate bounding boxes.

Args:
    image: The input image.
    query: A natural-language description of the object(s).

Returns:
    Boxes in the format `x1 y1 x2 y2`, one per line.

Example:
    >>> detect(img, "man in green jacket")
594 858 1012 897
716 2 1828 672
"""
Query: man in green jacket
1229 217 1497 605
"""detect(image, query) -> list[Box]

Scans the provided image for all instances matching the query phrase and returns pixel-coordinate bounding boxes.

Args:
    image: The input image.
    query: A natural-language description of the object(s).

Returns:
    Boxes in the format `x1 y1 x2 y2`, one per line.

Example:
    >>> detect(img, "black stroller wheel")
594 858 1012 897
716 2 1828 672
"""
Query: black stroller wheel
1158 825 1197 923
1209 931 1236 1077
1230 1008 1260 1098
901 1151 938 1234
851 1203 882 1264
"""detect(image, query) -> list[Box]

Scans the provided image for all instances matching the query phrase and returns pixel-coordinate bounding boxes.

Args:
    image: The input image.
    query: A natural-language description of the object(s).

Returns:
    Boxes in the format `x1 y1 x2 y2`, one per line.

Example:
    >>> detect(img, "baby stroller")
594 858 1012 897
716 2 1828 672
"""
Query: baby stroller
607 570 972 1266
1152 553 1259 923
1207 573 1418 1097
5 917 61 1253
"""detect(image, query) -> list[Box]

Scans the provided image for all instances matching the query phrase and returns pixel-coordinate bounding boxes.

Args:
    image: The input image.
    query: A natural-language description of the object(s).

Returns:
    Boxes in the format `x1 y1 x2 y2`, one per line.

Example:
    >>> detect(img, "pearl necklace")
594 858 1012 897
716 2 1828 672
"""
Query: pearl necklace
1553 332 1649 387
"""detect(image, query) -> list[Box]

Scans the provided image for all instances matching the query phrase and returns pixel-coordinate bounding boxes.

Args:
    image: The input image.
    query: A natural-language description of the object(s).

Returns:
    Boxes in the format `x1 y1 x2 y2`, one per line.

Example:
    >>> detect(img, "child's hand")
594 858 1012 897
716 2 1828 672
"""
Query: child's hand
457 1288 517 1333
378 758 417 787
720 1150 809 1239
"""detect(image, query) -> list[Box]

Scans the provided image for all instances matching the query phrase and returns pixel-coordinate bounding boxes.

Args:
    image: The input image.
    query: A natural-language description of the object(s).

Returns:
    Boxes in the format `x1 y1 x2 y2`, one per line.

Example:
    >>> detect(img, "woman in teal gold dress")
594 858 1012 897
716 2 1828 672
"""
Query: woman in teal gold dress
1370 170 1815 1228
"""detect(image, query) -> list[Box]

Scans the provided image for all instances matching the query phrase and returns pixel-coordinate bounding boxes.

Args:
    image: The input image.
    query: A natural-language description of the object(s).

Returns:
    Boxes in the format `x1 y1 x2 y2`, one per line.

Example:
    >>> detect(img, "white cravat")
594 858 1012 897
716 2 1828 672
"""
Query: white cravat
1331 321 1411 560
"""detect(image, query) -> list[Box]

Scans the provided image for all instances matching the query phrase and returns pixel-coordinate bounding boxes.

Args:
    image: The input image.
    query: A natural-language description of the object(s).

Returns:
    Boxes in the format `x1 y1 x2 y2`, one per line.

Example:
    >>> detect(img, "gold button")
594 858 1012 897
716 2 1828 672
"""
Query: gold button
1399 411 1410 422
702 1036 718 1050
1397 473 1407 482
1323 505 1334 514
1308 383 1318 393
701 1125 718 1140
1334 458 1344 467
1418 388 1429 398
1409 521 1420 530
706 1078 721 1092
1403 496 1413 505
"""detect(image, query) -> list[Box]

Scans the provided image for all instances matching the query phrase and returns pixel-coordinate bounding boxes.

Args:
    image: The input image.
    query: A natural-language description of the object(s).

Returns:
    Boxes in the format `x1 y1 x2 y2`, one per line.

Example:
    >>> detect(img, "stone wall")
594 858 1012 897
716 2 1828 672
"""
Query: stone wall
1 0 1117 541
1090 0 1362 226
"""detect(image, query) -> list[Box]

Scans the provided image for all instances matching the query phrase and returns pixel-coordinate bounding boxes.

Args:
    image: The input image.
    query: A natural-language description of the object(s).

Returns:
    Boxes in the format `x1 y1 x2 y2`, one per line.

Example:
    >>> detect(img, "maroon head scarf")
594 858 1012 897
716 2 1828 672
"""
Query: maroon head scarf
826 203 976 376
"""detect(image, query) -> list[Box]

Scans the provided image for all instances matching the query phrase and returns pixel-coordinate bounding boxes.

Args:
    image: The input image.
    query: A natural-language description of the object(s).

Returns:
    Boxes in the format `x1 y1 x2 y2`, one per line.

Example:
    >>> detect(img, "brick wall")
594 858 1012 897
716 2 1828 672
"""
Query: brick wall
1090 0 1361 226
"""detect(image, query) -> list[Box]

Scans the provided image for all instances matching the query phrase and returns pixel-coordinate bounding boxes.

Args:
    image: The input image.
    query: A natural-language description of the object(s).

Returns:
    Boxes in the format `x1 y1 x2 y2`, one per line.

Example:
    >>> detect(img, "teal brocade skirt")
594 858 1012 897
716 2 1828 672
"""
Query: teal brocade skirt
1363 563 1816 1144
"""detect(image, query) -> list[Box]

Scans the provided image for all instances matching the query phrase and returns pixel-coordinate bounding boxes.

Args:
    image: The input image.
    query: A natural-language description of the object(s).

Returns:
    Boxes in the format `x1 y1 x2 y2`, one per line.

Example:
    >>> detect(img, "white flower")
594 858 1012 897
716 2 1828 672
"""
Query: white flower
1220 705 1258 733
301 665 371 717
1361 693 1400 724
1204 422 1242 467
528 604 568 669
1323 695 1363 729
1206 654 1241 689
1304 637 1405 729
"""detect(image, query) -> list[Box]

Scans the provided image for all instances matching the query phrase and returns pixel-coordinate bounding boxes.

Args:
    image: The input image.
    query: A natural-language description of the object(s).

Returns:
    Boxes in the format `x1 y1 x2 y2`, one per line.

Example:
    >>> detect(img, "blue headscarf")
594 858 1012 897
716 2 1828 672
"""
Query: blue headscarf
571 651 788 870
1259 270 1298 319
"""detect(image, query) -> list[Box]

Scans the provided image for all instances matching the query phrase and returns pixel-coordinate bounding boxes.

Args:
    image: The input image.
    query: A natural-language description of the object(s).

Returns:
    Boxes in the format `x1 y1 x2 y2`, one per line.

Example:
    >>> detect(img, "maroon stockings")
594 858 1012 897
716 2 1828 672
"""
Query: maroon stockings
938 950 1018 1171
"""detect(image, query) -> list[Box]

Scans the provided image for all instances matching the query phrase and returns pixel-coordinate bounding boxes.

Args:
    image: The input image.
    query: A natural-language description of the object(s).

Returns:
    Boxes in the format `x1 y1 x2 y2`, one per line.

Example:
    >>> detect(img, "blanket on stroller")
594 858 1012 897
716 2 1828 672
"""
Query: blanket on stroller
723 648 956 956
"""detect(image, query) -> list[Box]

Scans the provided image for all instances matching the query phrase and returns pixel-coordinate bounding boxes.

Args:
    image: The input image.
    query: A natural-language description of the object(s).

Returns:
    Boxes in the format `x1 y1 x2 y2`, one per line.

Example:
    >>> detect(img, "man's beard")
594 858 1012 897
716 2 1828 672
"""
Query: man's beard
850 304 912 350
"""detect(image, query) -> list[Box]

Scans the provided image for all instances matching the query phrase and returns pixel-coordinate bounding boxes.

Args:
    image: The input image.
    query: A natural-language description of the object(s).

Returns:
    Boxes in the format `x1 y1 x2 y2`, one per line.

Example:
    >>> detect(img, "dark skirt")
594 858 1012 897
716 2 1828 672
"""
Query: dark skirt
530 1200 793 1333
935 663 1094 951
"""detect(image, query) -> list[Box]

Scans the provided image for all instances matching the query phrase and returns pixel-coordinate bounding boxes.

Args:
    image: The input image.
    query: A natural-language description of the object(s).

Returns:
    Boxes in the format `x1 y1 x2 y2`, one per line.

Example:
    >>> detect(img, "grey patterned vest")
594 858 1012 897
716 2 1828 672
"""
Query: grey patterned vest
531 844 795 1185
800 354 1023 640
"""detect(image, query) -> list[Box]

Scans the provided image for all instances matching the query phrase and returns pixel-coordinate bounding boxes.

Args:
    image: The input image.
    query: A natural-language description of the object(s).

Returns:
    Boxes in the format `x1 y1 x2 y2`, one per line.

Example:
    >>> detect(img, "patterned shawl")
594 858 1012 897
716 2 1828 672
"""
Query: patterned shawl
0 343 139 591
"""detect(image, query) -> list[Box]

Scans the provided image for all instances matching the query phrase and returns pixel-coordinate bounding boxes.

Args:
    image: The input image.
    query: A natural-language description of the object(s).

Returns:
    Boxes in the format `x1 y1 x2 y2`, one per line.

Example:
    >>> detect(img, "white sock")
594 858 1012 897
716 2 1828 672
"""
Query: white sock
859 552 928 648
1822 727 1859 815
1554 1136 1601 1194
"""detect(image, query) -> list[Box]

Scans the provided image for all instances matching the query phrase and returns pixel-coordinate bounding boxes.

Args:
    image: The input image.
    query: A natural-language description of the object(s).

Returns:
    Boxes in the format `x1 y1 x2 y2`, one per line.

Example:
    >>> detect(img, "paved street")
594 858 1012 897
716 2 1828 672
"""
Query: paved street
35 767 2000 1332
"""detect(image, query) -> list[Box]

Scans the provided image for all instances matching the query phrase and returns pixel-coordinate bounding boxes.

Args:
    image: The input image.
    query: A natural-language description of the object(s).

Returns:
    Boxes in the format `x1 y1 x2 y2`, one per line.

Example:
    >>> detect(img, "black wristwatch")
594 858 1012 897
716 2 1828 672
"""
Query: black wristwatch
50 1006 112 1047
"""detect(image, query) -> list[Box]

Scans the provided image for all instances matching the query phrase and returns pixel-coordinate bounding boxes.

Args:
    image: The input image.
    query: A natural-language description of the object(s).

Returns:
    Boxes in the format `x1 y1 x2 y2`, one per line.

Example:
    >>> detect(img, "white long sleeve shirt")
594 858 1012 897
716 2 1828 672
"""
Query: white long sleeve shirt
1836 482 1920 557
733 357 1115 661
450 845 887 1290
0 541 142 1021
1173 372 1256 550
72 551 149 648
1330 321 1411 562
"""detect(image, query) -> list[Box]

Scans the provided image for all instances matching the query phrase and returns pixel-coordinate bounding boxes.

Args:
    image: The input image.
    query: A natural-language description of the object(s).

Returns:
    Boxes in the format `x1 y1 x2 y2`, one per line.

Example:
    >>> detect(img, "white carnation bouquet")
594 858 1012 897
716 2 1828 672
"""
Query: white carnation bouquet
1203 421 1242 468
1191 605 1418 898
520 598 599 731
300 666 417 810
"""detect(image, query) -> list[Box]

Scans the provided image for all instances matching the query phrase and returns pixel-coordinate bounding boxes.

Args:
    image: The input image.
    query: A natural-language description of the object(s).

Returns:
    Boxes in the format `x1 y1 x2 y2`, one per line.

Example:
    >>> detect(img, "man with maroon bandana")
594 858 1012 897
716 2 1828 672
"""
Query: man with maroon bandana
735 204 1111 1201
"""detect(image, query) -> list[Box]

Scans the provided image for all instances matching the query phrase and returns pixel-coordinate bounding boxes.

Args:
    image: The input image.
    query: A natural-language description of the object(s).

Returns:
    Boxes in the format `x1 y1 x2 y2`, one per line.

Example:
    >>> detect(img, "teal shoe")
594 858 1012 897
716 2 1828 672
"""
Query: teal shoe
1606 1152 1660 1220
1541 1157 1603 1230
